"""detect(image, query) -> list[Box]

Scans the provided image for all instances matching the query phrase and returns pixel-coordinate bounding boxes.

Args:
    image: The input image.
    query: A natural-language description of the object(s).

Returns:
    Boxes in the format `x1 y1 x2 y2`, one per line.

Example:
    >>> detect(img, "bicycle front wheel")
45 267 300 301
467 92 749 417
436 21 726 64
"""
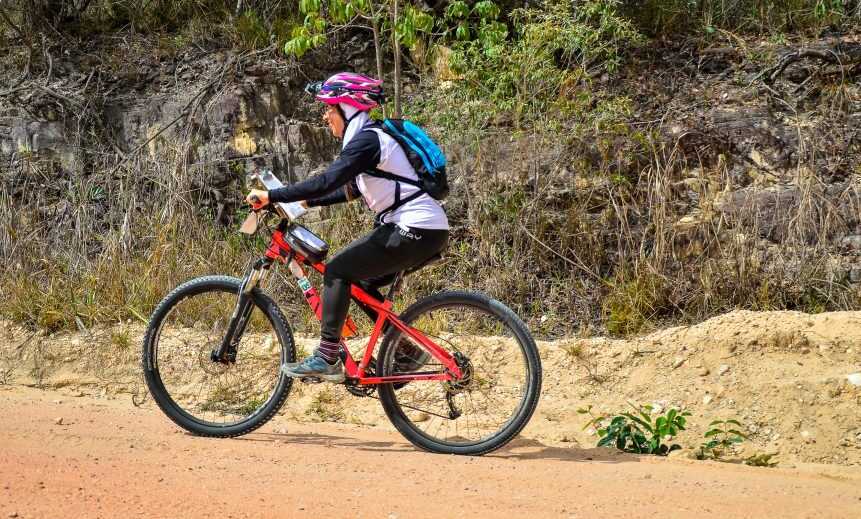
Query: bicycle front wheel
376 291 542 455
142 275 295 437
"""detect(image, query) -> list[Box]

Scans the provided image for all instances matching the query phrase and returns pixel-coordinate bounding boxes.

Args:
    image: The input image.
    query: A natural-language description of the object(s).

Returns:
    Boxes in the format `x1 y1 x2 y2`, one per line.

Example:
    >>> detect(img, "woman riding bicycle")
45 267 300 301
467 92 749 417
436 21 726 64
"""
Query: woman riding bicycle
245 72 449 383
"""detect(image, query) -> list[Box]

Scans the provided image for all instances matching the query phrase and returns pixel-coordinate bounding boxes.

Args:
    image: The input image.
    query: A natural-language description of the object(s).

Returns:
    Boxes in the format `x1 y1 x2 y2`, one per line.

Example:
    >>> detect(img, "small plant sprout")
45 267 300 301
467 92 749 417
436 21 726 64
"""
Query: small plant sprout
699 419 747 460
580 403 691 456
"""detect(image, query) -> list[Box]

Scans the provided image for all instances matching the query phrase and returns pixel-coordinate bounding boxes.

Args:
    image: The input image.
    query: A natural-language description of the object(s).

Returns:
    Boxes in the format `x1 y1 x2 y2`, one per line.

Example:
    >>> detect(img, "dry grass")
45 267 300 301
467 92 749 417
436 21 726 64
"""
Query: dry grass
305 386 346 422
562 340 605 383
3 117 858 340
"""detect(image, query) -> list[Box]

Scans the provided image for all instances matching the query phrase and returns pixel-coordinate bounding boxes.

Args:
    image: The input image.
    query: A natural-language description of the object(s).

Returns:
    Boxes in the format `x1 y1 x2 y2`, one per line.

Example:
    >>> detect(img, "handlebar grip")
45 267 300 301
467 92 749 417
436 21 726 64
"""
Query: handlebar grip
249 194 265 210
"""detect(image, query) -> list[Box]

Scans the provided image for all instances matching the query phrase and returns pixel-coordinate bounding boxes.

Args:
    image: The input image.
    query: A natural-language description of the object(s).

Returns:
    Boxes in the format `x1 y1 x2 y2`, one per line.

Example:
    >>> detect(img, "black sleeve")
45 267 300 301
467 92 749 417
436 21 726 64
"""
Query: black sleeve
269 131 379 204
306 179 360 207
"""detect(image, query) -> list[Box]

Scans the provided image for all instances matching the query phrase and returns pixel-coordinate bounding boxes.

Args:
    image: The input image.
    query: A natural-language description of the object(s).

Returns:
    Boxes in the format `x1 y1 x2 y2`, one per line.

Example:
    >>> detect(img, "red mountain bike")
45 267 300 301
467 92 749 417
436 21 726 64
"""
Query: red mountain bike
142 175 542 455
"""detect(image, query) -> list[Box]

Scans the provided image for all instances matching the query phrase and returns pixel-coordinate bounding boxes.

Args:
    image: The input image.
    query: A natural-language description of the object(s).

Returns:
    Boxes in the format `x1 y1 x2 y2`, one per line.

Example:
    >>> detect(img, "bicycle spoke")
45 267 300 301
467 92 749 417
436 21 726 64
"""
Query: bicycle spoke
153 290 282 428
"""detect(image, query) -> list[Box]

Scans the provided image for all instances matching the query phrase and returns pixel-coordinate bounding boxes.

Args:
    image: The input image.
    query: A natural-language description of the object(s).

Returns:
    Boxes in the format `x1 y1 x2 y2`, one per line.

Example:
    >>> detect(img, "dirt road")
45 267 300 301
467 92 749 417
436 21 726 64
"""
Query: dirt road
1 386 859 519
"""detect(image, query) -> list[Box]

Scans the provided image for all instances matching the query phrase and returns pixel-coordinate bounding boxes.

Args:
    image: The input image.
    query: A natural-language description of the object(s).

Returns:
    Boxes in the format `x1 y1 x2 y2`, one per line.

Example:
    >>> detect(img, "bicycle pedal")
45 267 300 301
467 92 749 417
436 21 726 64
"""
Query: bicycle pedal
300 376 323 384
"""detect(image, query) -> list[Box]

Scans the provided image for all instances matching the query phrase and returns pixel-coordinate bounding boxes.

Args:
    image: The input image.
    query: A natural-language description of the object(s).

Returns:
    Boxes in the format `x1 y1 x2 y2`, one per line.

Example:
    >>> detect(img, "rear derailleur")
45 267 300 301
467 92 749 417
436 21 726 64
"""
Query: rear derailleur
443 352 474 419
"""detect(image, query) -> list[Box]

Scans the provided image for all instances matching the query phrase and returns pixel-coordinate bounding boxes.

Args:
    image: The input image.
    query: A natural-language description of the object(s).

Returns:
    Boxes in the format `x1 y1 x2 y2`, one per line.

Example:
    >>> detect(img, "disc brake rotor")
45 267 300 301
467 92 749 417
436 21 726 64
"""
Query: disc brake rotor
199 341 230 375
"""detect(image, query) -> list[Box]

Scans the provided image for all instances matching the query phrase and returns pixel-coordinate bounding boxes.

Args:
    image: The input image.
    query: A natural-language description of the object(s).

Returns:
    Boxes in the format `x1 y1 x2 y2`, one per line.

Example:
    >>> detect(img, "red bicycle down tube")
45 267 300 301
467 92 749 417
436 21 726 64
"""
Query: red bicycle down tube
265 229 461 383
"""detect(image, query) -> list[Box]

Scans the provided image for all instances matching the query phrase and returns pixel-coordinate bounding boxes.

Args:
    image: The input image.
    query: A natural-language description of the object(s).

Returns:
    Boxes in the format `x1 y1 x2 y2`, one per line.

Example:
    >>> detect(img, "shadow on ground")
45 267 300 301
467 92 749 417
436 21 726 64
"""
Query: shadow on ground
242 430 635 464
492 437 635 463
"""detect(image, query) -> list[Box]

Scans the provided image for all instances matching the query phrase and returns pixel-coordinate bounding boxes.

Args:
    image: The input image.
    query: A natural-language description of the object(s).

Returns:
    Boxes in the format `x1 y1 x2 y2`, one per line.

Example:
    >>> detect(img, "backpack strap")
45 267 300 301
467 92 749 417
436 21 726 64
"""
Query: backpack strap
360 124 428 224
366 167 427 225
363 168 422 188
374 189 426 226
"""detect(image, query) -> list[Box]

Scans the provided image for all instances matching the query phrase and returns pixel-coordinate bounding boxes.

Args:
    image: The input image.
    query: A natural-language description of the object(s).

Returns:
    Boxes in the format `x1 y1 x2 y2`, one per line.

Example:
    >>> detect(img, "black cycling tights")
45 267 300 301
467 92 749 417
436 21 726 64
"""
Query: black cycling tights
321 223 449 343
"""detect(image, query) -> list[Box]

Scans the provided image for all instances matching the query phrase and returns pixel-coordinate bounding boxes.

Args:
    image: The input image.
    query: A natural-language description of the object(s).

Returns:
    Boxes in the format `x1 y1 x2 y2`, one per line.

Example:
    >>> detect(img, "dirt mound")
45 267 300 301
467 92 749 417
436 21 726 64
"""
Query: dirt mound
534 310 861 465
2 309 860 466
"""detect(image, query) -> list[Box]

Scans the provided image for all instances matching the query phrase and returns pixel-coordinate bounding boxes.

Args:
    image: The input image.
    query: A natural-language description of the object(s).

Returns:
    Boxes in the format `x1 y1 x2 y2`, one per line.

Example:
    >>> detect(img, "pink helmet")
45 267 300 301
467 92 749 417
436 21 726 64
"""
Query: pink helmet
305 72 385 111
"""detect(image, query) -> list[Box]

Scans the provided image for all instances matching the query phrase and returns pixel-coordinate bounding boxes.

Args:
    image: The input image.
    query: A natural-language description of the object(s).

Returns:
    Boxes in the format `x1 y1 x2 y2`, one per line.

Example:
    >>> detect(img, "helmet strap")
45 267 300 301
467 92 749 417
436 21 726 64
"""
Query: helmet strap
335 104 347 122
343 106 364 124
335 104 365 140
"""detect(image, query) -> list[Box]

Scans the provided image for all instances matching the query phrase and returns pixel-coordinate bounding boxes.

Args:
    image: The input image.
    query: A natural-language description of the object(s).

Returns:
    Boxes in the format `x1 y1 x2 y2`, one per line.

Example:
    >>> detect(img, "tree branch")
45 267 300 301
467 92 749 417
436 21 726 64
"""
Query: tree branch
392 0 401 117
0 7 24 38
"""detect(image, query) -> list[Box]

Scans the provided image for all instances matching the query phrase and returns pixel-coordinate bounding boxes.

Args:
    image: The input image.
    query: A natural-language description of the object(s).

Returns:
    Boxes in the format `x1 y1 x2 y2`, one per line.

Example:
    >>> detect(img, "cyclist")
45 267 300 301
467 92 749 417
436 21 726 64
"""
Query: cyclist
245 72 449 383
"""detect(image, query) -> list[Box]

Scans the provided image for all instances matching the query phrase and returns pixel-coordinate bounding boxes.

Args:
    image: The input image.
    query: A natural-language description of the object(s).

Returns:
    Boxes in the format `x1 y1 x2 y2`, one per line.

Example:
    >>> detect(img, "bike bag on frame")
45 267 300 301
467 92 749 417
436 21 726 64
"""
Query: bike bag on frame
282 223 329 263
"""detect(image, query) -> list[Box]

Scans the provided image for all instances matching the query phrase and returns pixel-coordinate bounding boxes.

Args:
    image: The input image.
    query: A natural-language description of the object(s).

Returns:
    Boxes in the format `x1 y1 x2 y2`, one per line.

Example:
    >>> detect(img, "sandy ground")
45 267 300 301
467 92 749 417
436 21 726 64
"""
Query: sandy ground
3 309 860 466
1 385 860 519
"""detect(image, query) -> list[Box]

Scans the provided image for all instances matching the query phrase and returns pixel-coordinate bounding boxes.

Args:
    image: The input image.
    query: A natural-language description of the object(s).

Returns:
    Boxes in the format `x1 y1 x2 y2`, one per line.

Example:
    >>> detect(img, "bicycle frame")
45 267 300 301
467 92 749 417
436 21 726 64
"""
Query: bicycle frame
247 222 463 386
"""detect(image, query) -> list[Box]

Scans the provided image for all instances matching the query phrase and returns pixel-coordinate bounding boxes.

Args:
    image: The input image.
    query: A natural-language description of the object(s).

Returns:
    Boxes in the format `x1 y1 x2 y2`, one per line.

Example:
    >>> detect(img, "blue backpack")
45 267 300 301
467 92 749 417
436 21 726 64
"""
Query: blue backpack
370 119 449 200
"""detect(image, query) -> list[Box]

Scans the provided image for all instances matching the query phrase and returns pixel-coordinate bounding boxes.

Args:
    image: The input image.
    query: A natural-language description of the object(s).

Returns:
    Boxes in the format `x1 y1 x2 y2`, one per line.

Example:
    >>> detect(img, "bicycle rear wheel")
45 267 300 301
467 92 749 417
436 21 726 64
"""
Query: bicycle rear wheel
376 291 542 455
142 276 295 437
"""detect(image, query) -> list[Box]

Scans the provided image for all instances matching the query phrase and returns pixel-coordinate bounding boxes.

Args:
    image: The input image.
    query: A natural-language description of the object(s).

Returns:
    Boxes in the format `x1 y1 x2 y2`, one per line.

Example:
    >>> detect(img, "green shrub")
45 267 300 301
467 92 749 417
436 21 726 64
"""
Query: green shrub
426 0 643 131
698 419 747 460
580 404 691 455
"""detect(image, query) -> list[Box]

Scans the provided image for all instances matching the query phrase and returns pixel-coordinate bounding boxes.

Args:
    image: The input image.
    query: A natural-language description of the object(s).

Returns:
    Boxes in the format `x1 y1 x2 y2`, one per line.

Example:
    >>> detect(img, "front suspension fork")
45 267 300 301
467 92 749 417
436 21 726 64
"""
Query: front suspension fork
211 258 272 363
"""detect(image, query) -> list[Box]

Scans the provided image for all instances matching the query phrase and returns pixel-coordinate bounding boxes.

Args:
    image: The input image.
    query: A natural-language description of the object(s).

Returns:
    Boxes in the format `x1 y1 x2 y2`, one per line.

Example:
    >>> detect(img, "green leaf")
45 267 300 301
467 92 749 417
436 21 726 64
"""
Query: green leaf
455 22 470 41
474 0 500 20
446 1 470 20
704 429 722 438
622 413 653 434
416 12 434 33
597 435 615 447
636 405 652 423
648 436 660 453
725 419 743 426
330 0 347 23
285 37 310 58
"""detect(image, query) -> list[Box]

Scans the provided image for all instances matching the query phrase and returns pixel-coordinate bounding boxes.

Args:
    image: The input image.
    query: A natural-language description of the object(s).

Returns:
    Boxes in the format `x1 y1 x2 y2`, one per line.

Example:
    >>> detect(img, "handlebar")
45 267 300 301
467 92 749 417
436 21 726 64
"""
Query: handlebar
247 169 307 221
248 194 265 211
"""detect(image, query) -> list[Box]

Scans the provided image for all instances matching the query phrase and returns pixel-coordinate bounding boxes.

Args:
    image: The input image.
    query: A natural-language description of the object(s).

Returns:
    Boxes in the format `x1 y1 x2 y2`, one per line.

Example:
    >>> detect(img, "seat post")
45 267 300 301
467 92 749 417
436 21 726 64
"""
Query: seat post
385 271 405 301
